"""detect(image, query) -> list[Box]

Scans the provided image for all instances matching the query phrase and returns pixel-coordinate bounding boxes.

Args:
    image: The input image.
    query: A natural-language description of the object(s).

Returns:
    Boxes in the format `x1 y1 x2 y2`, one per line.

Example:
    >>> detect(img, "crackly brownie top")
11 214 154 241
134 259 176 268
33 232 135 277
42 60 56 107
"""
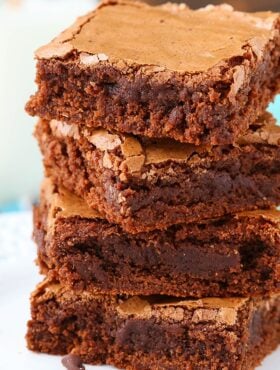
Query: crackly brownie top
42 178 280 228
42 178 102 231
48 112 280 178
116 296 247 325
33 279 248 326
36 0 279 73
32 279 280 327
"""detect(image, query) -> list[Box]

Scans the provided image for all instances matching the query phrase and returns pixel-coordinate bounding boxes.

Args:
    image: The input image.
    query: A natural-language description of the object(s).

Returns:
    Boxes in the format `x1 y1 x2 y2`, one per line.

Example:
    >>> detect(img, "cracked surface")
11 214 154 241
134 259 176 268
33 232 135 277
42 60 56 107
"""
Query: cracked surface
26 0 280 144
35 114 280 233
26 278 280 369
35 0 278 73
33 179 280 298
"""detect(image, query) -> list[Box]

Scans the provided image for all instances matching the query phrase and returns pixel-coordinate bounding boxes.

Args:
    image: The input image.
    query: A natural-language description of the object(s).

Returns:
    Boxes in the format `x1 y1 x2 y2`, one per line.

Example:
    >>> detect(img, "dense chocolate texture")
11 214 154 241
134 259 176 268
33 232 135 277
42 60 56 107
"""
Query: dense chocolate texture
35 114 280 233
27 279 280 370
26 0 280 145
34 179 280 298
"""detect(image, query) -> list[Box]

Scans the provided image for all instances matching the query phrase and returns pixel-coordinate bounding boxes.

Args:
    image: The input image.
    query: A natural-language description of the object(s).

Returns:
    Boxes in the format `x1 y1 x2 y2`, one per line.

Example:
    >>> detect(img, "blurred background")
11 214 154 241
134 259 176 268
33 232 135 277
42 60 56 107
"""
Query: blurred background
0 0 279 212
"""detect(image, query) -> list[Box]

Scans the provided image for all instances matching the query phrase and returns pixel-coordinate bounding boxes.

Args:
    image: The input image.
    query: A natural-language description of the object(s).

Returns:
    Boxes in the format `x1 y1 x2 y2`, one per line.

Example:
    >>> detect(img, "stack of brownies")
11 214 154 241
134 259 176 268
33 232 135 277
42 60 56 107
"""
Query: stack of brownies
25 1 280 369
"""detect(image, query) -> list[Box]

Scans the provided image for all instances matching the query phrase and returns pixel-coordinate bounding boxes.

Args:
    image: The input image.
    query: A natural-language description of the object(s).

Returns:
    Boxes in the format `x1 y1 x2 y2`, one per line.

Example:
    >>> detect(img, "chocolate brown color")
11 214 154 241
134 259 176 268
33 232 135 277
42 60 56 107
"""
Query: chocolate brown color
26 0 280 145
27 279 280 370
34 179 280 298
61 354 85 370
35 114 280 233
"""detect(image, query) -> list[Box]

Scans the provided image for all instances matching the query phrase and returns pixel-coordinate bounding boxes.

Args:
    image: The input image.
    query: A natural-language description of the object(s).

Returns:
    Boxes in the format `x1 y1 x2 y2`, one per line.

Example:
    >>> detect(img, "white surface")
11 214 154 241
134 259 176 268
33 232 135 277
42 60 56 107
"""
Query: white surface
0 211 279 369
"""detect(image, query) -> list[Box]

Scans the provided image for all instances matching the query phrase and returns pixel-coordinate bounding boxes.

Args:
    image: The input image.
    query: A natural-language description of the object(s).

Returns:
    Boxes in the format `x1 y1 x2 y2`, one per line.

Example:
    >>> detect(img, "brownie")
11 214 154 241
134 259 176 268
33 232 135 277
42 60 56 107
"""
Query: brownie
27 278 280 370
26 0 280 145
35 113 280 233
34 178 280 298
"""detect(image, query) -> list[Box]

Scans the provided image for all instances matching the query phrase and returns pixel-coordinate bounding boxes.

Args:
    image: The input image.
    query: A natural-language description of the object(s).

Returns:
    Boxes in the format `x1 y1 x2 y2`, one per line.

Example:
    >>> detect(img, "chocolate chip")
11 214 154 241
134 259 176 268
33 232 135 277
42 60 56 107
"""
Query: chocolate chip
61 354 85 370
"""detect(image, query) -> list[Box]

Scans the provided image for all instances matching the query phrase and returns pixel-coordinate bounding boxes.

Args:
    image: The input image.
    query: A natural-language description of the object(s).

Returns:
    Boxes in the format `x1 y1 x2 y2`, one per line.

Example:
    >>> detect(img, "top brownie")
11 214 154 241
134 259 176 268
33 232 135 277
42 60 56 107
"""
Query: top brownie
26 0 280 144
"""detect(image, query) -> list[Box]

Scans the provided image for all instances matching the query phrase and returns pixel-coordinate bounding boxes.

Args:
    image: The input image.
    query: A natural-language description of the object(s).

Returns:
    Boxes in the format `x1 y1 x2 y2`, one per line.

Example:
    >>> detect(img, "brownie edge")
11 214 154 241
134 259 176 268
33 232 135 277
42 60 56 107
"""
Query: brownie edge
27 279 280 370
26 0 280 144
34 179 280 298
35 114 280 233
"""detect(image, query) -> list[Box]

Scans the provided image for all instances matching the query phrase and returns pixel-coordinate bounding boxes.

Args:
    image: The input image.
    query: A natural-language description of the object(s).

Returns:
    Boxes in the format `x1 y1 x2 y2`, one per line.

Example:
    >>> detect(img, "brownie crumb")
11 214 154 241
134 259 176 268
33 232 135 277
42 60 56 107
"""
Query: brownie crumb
33 178 280 298
26 1 280 145
26 279 280 370
35 115 280 234
62 354 85 370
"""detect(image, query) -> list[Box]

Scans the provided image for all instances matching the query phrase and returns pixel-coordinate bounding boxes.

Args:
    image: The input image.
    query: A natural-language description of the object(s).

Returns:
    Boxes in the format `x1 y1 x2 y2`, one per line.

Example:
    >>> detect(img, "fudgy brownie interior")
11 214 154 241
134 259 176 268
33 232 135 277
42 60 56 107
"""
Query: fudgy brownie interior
34 179 280 298
26 0 280 144
35 114 280 233
27 279 280 370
